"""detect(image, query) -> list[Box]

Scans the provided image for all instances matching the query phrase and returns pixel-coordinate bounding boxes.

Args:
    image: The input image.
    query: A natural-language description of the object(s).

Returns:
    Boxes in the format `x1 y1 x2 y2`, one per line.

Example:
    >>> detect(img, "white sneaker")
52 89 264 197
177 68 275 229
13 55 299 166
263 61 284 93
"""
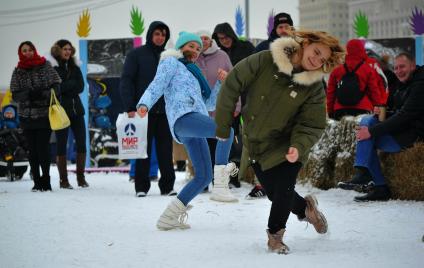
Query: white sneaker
162 190 177 196
136 191 147 197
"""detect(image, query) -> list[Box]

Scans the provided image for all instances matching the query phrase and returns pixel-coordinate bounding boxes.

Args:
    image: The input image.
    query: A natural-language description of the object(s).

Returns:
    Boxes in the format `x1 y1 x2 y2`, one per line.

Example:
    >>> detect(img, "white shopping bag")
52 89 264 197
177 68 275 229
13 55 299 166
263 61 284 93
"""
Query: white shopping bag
116 113 148 159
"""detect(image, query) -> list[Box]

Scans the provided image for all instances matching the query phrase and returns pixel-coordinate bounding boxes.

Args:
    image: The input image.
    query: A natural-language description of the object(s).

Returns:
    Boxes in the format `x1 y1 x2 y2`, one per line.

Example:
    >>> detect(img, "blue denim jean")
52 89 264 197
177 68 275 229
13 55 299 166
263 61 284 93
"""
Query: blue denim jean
355 115 401 186
174 112 234 205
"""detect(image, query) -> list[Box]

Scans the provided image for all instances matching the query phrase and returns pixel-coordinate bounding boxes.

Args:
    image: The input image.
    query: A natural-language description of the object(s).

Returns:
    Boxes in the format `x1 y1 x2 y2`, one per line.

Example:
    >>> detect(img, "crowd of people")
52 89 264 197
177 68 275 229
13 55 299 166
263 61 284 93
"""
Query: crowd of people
6 11 424 255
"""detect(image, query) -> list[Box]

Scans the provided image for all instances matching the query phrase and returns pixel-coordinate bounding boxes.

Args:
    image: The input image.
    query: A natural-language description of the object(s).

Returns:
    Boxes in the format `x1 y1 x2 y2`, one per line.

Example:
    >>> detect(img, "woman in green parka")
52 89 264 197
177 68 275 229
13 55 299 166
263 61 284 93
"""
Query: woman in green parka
215 30 344 254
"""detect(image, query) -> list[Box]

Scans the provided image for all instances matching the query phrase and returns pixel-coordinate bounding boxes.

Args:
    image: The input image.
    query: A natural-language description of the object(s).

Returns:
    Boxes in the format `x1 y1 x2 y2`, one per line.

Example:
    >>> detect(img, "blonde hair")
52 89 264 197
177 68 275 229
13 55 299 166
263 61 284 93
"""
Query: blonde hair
287 30 345 73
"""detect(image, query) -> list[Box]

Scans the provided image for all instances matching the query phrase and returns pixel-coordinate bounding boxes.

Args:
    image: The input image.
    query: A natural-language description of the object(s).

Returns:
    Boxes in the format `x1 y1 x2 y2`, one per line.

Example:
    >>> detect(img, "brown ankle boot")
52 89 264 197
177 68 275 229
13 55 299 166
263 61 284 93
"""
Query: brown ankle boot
266 229 290 254
76 153 89 187
57 155 73 189
304 195 328 234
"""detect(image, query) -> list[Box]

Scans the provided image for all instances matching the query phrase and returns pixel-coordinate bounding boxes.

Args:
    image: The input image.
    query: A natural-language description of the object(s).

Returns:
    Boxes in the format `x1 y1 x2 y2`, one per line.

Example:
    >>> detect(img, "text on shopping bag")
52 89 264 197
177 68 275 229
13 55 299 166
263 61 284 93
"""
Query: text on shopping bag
116 113 148 159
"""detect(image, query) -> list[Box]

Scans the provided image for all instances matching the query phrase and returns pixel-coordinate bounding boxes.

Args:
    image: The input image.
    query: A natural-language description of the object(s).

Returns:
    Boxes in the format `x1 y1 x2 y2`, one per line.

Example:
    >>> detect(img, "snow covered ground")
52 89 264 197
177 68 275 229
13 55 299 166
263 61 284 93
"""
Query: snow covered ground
1 168 423 268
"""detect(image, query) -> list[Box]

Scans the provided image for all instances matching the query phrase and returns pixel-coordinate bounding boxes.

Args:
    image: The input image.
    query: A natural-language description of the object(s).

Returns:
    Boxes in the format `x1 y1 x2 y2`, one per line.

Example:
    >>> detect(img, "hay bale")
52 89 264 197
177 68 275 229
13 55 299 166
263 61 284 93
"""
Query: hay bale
333 151 355 184
299 119 340 189
381 143 424 200
300 115 365 188
333 116 360 184
300 156 335 189
337 116 358 153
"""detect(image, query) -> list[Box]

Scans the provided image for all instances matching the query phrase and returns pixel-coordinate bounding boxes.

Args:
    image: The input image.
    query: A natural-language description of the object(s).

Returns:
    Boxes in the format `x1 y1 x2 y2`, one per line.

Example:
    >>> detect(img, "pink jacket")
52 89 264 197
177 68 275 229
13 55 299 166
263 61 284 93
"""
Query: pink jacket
196 40 241 116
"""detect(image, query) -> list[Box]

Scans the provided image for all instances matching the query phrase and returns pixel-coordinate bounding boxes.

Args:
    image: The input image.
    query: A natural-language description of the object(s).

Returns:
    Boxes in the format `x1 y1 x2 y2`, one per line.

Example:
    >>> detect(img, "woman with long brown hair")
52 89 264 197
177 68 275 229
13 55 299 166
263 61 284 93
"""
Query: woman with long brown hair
215 30 345 254
47 39 89 189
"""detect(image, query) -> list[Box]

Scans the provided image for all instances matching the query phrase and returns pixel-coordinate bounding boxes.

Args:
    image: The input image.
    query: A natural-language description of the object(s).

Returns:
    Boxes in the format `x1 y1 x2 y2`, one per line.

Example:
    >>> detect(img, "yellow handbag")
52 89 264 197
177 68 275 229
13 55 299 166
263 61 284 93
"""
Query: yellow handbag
49 89 70 130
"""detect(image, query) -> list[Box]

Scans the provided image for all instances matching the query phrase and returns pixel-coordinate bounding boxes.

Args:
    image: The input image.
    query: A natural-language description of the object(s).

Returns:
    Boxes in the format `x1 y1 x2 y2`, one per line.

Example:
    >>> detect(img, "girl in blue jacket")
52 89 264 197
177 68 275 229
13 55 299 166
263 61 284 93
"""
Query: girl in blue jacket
137 32 237 230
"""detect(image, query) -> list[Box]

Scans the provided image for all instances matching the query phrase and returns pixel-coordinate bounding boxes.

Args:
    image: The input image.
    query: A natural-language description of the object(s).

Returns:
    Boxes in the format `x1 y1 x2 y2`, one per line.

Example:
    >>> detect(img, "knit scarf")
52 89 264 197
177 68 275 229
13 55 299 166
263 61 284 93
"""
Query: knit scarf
17 48 46 69
179 58 211 100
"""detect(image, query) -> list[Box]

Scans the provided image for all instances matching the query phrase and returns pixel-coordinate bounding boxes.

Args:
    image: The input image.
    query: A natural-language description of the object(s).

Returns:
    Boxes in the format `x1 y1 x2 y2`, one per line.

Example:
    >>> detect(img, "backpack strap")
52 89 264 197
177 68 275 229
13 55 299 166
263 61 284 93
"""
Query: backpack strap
343 63 349 73
344 60 364 73
352 60 364 73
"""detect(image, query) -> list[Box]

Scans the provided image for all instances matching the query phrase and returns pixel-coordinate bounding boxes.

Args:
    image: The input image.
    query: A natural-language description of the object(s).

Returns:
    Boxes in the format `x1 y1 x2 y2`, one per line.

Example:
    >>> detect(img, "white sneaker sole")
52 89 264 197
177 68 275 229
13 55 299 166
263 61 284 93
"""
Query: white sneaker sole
210 194 238 203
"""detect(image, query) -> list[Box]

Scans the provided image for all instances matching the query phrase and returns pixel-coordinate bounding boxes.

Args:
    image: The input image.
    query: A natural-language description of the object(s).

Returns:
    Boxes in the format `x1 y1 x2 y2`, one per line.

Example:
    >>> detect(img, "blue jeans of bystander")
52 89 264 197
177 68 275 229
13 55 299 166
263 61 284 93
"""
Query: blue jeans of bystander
354 115 401 186
174 112 234 205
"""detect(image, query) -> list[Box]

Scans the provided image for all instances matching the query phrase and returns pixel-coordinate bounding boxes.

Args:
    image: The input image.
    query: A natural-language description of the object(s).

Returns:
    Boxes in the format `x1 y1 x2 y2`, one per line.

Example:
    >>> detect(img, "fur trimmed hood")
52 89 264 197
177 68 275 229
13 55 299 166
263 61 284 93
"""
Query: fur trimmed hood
45 53 59 67
160 48 183 61
202 39 220 56
270 37 324 86
44 52 80 67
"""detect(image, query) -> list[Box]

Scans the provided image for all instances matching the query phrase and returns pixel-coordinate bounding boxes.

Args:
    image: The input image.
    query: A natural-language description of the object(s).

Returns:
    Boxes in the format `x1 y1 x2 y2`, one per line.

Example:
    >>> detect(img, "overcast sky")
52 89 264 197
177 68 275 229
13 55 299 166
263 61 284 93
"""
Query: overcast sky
0 0 299 89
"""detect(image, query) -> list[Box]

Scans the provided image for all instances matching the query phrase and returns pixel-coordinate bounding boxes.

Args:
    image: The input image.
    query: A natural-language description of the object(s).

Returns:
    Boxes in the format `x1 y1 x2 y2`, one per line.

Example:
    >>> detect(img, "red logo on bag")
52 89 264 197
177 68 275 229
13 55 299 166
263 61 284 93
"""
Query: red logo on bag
122 137 138 150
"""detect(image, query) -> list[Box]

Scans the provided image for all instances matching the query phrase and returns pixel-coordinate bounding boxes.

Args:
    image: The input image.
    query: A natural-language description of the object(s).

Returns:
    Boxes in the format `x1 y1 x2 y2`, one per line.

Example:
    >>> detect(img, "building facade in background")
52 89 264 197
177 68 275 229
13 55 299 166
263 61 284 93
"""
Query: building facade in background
299 0 350 44
349 0 423 39
299 0 424 45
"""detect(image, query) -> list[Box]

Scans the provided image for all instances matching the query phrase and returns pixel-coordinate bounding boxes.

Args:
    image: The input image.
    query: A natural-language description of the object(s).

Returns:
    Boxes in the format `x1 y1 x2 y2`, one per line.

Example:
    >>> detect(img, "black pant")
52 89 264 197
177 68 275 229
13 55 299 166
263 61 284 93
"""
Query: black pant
207 138 217 168
24 128 52 179
55 115 87 156
135 113 175 194
252 161 306 233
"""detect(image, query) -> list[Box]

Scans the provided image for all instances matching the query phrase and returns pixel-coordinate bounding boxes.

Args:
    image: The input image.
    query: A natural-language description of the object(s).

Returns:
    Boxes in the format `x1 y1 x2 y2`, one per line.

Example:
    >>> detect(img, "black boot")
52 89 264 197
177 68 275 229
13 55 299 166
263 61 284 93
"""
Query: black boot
338 167 372 192
354 185 391 202
175 161 186 172
229 175 241 188
41 175 52 191
31 176 43 192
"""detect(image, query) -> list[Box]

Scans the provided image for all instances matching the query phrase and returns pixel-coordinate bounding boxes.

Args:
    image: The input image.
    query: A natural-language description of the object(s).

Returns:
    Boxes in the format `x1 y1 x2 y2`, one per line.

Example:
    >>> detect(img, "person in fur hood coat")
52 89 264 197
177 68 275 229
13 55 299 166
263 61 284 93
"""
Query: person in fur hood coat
137 31 238 231
46 39 89 190
215 30 345 254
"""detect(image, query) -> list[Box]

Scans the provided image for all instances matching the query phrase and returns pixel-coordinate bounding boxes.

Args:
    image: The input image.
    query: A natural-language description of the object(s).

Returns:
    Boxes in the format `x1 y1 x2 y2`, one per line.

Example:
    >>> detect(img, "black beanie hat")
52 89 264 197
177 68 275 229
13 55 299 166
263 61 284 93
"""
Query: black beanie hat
274 12 293 28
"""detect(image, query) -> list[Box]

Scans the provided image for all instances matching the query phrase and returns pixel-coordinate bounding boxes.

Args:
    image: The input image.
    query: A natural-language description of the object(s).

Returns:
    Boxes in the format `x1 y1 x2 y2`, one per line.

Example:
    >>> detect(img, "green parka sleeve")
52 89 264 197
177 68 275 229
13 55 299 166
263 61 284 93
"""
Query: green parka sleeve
289 82 327 161
215 52 266 138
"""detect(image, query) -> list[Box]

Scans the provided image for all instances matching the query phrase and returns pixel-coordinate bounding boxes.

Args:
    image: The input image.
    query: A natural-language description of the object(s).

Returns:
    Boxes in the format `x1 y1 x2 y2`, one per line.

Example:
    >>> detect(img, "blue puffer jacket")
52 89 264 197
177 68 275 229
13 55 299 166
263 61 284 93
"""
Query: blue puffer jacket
137 49 219 143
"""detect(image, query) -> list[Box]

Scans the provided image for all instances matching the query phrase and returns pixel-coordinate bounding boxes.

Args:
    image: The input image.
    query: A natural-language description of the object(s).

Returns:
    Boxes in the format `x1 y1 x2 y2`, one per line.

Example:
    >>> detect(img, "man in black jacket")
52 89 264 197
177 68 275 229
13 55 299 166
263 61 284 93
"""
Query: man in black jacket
255 12 293 53
212 22 255 66
120 21 176 197
339 52 424 201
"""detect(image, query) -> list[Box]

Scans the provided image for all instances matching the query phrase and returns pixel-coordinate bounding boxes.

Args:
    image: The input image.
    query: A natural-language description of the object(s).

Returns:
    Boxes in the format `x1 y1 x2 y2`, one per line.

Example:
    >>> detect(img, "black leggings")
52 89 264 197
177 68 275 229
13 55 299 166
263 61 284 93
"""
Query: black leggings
23 128 52 179
55 115 86 156
252 161 306 233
